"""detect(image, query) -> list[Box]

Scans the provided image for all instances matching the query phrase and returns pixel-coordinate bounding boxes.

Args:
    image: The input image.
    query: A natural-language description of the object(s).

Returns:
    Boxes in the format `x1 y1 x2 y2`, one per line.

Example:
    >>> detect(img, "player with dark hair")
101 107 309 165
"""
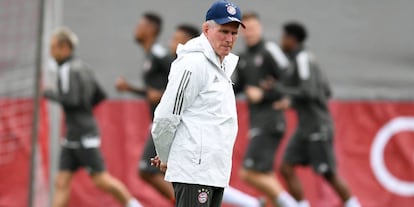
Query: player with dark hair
45 27 142 207
261 22 361 207
115 12 177 204
170 24 200 57
142 12 163 36
233 12 298 207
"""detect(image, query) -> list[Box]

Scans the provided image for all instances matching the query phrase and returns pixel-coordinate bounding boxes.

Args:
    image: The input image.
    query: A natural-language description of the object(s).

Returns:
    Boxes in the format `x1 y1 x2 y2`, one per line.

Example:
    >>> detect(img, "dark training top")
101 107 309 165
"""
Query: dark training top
235 40 289 134
142 44 174 113
44 58 106 142
274 47 333 133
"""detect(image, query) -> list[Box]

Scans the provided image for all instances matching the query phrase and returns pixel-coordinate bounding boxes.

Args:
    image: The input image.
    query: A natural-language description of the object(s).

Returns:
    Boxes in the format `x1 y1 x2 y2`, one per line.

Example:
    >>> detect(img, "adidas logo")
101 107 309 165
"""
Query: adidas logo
213 76 220 83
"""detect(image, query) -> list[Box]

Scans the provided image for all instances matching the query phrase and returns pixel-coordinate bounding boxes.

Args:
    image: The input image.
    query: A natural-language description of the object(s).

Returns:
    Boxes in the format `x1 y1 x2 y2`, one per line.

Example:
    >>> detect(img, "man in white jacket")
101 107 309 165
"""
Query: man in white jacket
151 0 245 206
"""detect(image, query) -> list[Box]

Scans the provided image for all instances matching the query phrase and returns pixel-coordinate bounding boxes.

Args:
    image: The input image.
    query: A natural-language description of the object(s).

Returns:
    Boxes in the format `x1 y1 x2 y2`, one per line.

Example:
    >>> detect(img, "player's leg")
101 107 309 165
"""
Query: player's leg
52 147 76 207
139 135 175 203
279 163 304 201
280 132 309 207
240 132 297 207
173 182 222 207
222 186 263 207
322 173 360 207
308 128 360 207
52 171 74 207
78 147 143 207
91 171 142 207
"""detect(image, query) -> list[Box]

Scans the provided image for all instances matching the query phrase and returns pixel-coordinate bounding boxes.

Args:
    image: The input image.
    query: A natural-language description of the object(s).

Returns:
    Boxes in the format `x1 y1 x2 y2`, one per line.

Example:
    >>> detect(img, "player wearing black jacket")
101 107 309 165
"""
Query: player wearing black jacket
115 12 177 204
234 12 298 207
265 22 361 207
45 27 142 207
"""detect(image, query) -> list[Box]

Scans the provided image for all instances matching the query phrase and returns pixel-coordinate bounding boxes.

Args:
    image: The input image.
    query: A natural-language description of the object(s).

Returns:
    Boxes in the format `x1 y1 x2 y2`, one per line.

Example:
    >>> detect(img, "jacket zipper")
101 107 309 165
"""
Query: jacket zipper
198 133 203 164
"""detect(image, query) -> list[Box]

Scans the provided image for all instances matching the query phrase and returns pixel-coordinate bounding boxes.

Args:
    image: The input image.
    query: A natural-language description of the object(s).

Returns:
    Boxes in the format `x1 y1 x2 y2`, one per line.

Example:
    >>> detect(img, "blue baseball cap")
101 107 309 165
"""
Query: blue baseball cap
206 0 245 28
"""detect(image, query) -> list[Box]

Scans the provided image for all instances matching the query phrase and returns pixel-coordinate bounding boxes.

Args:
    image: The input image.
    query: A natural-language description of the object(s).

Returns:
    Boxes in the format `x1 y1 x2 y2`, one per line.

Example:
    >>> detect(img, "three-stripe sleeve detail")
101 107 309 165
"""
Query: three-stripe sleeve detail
173 70 192 115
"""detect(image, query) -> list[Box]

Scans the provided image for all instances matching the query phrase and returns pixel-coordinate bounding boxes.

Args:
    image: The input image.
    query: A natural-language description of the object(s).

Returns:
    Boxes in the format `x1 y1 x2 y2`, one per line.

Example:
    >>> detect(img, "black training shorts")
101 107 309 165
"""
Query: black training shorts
283 125 336 174
59 146 105 174
243 128 283 172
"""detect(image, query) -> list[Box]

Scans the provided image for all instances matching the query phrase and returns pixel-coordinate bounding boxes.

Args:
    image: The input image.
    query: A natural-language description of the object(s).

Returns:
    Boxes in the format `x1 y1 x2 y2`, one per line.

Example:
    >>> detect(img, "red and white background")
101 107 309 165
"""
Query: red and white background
1 100 414 207
1 1 414 206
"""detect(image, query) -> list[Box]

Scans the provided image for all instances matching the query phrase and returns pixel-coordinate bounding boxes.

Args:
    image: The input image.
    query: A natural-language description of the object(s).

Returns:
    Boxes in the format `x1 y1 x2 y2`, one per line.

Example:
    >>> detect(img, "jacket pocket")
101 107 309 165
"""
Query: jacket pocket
197 125 203 165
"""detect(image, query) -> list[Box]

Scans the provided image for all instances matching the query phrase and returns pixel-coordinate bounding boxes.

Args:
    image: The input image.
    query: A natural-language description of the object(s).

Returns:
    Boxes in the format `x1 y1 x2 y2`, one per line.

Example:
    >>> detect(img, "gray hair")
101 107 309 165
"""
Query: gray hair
52 27 79 49
205 20 219 28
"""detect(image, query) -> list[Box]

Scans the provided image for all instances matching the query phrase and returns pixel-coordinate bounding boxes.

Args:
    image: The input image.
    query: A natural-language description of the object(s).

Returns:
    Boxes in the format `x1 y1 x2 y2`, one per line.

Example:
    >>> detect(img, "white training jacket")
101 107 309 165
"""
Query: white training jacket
151 34 239 188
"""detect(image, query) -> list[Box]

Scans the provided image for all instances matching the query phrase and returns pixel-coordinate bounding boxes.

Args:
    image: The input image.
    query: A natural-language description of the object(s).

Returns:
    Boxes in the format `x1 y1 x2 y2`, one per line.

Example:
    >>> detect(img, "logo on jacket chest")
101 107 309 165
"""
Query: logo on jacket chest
254 55 263 67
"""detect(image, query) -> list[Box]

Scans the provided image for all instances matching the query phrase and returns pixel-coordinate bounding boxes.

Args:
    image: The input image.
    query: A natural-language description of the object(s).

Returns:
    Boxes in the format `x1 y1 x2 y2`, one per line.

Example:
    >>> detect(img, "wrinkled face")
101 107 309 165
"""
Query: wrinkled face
281 34 296 52
169 30 192 54
204 21 240 58
134 18 155 44
241 18 262 47
50 37 71 63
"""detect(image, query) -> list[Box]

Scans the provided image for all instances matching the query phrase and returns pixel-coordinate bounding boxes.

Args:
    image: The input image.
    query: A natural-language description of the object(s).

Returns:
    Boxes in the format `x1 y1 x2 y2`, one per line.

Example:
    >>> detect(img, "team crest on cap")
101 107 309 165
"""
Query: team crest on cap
198 189 210 204
227 5 237 15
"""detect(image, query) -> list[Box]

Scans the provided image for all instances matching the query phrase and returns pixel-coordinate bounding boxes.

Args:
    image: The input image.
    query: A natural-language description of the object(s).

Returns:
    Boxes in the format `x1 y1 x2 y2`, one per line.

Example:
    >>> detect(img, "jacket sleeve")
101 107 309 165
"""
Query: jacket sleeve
151 59 205 163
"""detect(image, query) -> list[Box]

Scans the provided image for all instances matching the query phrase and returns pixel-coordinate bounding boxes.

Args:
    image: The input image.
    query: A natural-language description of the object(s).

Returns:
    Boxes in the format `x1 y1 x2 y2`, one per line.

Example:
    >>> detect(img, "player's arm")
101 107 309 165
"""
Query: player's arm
146 87 163 106
44 70 83 108
115 77 147 96
151 59 204 164
90 71 107 107
259 42 291 103
43 89 59 102
244 43 291 104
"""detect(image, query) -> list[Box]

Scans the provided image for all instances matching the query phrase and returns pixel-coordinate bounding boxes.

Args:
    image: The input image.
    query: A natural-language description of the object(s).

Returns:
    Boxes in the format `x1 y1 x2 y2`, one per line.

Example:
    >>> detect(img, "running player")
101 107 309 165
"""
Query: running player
44 27 142 207
266 22 361 207
169 24 200 57
115 12 177 204
234 12 298 207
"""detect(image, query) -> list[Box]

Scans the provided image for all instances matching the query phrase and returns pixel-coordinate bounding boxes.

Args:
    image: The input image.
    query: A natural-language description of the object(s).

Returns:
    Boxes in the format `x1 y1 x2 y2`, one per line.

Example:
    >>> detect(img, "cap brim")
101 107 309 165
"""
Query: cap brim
214 17 246 28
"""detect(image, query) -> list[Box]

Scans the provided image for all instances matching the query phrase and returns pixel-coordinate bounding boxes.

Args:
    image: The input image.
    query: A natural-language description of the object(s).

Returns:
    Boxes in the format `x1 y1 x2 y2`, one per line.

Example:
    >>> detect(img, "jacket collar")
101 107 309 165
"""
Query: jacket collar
57 55 73 66
199 34 239 78
247 39 265 53
176 34 239 79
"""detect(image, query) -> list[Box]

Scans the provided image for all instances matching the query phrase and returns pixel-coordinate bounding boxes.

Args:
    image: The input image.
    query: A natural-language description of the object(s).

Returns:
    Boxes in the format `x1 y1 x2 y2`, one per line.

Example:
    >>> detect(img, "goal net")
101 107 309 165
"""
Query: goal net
0 0 58 206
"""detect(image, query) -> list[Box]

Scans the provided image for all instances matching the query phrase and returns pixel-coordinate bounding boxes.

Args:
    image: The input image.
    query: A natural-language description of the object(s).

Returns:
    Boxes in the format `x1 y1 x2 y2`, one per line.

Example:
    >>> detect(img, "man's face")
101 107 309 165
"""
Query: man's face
281 34 296 53
241 18 262 47
134 18 155 44
169 30 191 54
204 21 240 58
50 37 71 62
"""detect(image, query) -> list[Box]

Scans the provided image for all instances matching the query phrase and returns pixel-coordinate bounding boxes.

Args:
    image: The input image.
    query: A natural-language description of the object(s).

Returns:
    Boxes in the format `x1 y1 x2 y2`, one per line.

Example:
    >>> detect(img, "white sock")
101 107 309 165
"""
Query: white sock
222 186 261 207
344 197 361 207
126 198 143 207
276 191 298 207
298 200 310 207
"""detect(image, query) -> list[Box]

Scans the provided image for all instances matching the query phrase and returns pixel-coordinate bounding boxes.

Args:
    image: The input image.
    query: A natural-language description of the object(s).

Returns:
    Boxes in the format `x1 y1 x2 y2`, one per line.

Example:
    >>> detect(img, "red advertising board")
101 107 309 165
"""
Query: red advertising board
1 100 414 207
